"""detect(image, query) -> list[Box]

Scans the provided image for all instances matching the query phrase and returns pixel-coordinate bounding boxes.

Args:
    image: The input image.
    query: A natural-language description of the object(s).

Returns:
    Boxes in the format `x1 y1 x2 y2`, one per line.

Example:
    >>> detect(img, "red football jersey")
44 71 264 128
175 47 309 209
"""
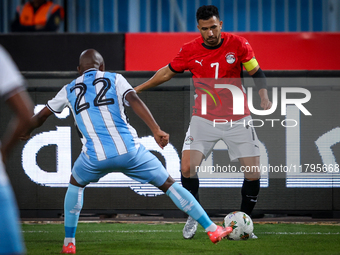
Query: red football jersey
169 32 255 121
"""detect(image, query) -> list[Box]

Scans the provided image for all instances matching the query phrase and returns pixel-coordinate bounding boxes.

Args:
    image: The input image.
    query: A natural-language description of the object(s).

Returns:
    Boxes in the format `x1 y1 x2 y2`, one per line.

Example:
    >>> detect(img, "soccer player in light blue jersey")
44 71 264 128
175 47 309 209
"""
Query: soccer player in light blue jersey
22 49 232 254
0 45 34 255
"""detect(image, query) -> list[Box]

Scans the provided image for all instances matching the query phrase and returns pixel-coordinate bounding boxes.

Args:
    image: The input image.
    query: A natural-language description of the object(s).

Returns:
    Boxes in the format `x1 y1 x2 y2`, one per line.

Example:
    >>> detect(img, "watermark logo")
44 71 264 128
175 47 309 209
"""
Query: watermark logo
200 85 311 116
195 79 311 128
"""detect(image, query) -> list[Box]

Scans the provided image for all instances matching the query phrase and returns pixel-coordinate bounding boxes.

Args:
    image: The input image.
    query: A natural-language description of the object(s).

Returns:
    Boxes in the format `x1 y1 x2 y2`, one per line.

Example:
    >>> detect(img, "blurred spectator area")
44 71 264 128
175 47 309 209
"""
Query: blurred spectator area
1 0 339 33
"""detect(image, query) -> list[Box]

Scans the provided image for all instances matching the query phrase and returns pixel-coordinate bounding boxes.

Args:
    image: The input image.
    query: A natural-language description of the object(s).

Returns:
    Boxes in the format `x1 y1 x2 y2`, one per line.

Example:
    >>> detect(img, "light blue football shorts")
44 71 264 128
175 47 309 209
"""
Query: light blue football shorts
72 144 169 187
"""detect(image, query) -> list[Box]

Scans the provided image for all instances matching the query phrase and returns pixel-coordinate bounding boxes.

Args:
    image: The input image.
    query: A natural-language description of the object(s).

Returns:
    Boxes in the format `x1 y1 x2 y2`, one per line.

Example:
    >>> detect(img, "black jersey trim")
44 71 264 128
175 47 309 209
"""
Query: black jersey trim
46 103 63 114
202 38 224 50
122 88 135 101
168 63 184 73
83 68 98 74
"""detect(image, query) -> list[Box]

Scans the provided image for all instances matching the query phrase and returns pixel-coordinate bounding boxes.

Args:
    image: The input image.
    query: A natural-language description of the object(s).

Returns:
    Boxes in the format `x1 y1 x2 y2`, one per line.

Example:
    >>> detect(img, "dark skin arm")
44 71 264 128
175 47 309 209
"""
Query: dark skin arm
1 90 34 164
125 91 169 149
125 90 175 192
20 106 53 141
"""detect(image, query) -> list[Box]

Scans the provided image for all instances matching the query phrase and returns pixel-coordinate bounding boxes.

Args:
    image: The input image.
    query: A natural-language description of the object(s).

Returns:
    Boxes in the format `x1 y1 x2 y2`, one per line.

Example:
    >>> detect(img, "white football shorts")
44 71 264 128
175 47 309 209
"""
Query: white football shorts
182 115 260 162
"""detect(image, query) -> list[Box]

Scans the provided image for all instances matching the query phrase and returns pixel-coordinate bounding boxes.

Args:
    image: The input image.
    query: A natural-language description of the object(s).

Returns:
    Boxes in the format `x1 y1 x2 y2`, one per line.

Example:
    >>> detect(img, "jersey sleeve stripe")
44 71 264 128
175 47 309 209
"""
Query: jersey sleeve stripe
122 88 134 101
46 102 63 113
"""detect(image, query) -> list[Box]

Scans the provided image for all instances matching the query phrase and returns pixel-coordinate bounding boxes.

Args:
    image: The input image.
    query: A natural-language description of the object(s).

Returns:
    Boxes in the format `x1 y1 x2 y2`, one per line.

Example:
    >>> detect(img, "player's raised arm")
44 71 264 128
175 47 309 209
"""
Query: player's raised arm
134 65 176 93
125 91 169 149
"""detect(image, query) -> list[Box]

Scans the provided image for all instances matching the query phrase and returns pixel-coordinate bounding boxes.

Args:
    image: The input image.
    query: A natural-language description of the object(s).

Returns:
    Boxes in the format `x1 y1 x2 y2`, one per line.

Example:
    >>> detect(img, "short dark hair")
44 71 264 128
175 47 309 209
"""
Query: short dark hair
196 5 220 23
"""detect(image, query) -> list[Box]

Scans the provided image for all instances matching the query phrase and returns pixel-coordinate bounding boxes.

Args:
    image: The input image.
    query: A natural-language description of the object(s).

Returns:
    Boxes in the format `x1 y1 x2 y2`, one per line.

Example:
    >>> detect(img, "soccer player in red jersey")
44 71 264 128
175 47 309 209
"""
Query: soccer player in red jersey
135 5 272 239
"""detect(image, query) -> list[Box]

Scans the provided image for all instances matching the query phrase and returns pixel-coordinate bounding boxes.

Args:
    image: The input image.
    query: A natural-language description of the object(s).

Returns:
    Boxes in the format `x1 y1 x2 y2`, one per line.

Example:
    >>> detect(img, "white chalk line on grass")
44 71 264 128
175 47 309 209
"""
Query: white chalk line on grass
23 230 179 233
22 230 340 235
258 232 340 235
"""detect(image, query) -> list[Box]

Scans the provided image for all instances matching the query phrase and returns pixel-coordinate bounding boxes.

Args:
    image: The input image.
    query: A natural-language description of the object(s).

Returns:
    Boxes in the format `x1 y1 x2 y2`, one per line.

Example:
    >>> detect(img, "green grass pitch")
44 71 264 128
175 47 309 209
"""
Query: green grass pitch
22 222 340 255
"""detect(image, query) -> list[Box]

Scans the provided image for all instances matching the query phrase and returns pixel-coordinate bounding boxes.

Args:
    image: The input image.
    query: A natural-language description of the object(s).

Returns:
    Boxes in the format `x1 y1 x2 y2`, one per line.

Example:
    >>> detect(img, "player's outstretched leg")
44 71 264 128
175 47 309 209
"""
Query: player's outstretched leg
164 181 232 244
180 150 204 239
181 173 200 239
61 183 85 254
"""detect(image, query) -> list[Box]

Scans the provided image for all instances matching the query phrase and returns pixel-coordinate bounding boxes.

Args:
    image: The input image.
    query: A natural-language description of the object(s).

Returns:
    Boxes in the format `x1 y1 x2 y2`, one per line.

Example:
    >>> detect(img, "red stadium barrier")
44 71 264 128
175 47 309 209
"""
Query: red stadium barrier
125 32 340 71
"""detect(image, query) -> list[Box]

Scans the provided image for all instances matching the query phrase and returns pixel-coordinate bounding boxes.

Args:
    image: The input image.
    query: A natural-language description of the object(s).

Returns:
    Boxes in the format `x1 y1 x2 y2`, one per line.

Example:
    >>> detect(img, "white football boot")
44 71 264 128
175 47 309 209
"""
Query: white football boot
183 216 198 239
250 233 258 239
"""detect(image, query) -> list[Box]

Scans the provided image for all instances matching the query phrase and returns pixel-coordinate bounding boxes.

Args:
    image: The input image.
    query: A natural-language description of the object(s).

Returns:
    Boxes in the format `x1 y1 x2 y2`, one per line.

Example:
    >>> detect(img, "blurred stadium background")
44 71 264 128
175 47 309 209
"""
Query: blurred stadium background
0 0 340 221
1 0 340 33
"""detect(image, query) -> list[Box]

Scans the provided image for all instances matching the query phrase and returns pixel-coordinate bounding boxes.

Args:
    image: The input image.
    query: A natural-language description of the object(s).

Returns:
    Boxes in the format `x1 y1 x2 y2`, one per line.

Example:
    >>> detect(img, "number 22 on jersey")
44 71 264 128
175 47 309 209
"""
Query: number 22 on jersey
71 77 115 115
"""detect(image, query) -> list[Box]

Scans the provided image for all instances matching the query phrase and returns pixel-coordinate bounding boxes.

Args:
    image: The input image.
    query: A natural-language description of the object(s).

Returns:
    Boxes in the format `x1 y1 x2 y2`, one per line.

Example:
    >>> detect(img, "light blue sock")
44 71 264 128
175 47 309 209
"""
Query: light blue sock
166 182 215 230
64 184 84 245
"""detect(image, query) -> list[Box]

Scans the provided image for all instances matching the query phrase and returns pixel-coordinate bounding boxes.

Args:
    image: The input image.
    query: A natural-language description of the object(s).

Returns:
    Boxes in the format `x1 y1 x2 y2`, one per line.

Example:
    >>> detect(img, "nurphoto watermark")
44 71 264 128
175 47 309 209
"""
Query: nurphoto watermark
193 78 312 128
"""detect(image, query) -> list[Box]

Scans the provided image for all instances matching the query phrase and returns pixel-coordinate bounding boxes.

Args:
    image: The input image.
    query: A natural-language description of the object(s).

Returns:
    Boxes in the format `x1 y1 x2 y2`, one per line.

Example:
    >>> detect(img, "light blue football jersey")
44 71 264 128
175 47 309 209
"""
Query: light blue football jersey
47 69 140 161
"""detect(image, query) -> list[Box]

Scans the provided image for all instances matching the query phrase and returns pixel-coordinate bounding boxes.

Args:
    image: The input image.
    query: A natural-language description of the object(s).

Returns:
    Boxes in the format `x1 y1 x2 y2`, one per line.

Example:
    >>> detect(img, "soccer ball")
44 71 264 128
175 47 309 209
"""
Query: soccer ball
223 211 254 240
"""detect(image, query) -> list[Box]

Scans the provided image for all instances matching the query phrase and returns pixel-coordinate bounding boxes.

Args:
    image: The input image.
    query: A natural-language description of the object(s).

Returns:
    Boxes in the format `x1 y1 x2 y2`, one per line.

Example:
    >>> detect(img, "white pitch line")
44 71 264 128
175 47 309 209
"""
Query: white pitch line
257 232 340 235
22 230 340 235
82 230 182 233
22 230 183 233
